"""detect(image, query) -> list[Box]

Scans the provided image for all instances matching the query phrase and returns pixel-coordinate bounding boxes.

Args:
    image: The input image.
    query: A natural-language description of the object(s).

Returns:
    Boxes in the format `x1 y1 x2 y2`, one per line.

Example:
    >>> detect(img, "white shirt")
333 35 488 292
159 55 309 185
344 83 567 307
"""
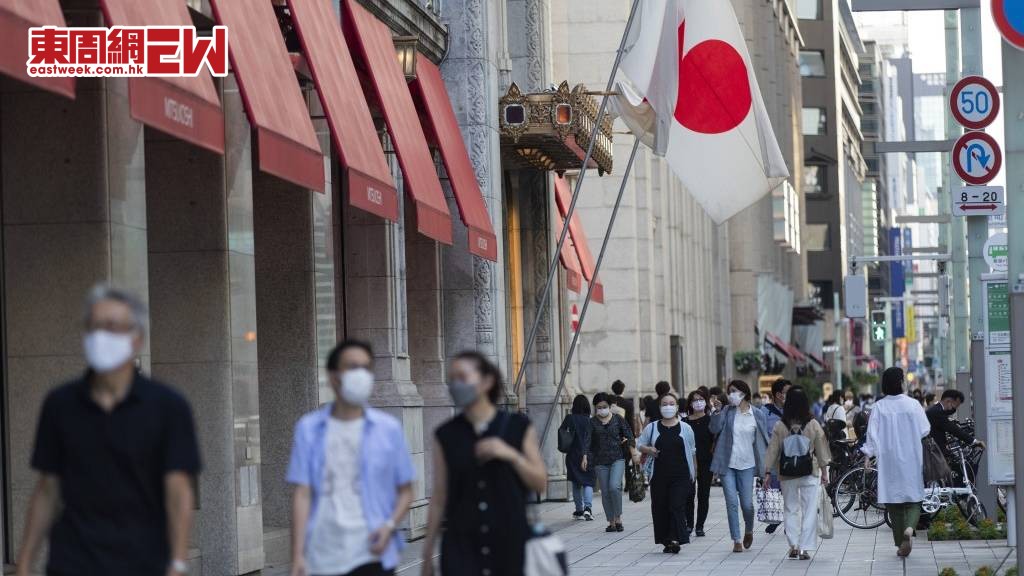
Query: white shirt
861 395 931 503
306 417 378 574
729 408 757 470
824 404 847 423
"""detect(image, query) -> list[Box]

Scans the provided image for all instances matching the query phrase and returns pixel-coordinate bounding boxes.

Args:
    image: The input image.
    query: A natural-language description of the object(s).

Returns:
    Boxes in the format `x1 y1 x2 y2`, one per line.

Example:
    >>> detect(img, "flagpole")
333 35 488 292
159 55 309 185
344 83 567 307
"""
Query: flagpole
539 138 641 451
512 0 641 399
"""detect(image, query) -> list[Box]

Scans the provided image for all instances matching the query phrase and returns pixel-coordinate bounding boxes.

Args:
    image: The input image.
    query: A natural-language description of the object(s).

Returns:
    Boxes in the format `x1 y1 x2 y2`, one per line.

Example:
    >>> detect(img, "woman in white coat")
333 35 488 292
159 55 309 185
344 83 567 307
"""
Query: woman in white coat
860 367 931 557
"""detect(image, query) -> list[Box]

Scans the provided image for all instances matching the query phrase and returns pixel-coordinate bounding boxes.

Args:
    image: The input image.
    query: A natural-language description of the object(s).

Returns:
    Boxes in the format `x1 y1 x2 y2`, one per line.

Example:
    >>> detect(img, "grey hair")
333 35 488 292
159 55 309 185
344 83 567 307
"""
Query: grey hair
83 284 149 337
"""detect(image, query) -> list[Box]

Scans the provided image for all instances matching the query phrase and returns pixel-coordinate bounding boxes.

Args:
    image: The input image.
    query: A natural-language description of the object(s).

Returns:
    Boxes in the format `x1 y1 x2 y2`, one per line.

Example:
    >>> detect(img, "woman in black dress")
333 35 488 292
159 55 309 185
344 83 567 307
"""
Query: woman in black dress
560 394 595 520
637 392 696 554
421 352 547 576
684 389 714 537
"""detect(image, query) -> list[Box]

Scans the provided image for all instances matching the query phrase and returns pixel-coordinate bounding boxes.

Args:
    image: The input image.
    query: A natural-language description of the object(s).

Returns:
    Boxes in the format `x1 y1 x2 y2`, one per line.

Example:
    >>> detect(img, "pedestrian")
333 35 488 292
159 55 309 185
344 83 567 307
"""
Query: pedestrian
645 381 672 425
764 387 830 560
561 394 596 520
811 393 825 422
760 379 790 534
924 392 936 407
683 389 714 537
637 393 696 554
861 367 931 557
823 390 847 441
609 379 631 423
287 340 415 576
421 351 547 576
709 380 770 553
926 390 984 455
588 392 639 532
15 286 201 576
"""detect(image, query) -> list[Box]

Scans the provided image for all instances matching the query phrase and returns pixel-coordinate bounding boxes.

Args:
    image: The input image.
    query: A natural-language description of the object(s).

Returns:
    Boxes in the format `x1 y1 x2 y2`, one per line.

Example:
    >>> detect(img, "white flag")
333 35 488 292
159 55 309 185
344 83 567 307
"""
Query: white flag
613 0 789 224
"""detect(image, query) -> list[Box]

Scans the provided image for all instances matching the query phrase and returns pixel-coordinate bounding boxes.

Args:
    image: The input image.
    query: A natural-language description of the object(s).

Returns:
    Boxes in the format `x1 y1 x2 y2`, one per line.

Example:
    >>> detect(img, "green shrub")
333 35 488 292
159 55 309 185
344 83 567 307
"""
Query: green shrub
976 519 1000 540
1005 565 1017 576
998 507 1007 523
929 521 951 541
973 566 994 576
954 518 974 540
938 568 958 576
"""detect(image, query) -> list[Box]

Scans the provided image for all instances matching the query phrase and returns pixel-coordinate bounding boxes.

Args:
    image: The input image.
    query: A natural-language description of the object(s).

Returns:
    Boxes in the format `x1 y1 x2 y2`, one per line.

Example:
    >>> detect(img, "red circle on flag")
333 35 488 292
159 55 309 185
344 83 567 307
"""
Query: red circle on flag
674 39 752 134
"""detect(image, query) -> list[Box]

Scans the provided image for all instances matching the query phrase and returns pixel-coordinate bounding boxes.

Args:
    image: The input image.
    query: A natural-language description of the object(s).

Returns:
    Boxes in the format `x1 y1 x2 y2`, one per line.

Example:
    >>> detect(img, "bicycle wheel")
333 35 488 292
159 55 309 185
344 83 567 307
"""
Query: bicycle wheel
834 466 888 529
957 495 987 526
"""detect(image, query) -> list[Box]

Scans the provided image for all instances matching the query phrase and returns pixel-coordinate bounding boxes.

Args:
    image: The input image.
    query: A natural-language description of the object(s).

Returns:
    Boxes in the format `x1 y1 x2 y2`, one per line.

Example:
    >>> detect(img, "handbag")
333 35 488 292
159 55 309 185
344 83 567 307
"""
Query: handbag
557 417 574 454
626 462 647 503
817 483 834 539
922 436 952 486
525 526 569 576
756 485 784 524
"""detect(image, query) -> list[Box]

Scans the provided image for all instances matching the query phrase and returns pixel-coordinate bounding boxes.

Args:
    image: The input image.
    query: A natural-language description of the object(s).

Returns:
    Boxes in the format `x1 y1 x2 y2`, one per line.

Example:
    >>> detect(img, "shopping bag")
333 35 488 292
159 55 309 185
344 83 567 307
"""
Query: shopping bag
756 487 784 525
525 525 568 576
817 484 834 539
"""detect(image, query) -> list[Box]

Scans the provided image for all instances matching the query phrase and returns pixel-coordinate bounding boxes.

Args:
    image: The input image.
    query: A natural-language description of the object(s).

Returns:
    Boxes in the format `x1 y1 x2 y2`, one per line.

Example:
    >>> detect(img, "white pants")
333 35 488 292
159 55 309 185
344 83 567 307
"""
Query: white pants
780 475 820 551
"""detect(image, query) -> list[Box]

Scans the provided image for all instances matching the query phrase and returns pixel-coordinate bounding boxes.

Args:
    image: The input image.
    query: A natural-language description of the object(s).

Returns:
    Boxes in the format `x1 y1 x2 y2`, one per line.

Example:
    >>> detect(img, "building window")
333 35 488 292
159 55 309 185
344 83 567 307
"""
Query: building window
805 224 831 251
799 51 826 77
804 164 825 195
797 0 821 19
802 107 827 135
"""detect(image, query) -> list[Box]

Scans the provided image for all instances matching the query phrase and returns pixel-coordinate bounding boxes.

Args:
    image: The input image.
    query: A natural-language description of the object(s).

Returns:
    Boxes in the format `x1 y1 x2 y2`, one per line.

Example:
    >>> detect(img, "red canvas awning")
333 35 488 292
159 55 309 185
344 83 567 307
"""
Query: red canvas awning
209 0 324 191
556 216 582 293
411 59 496 261
554 175 603 303
0 0 74 98
766 332 806 363
99 0 224 154
343 0 452 245
286 0 397 220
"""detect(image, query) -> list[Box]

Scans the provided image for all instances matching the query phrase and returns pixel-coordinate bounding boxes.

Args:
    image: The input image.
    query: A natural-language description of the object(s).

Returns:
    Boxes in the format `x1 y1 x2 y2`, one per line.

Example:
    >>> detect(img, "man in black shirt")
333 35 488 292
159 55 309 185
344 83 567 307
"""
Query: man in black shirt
16 286 201 576
610 379 635 431
926 389 984 455
644 381 672 424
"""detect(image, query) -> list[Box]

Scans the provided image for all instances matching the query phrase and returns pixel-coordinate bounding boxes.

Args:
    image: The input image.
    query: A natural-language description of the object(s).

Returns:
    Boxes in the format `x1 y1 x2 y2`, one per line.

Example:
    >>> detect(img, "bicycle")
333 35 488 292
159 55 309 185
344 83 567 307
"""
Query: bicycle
833 460 888 529
827 438 865 518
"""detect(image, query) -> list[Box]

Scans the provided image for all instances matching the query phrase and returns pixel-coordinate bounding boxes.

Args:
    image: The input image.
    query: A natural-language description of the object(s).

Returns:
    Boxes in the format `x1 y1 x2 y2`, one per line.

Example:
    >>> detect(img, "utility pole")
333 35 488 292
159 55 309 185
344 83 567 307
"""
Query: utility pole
834 291 842 389
1004 36 1024 567
944 10 968 387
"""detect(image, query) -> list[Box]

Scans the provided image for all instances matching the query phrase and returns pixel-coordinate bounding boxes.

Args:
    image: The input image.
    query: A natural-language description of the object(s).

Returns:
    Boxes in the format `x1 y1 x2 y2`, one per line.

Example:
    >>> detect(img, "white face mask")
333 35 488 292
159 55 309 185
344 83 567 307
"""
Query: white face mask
691 399 706 412
660 404 678 419
340 368 375 406
844 400 854 410
596 407 611 418
83 330 135 373
728 391 744 407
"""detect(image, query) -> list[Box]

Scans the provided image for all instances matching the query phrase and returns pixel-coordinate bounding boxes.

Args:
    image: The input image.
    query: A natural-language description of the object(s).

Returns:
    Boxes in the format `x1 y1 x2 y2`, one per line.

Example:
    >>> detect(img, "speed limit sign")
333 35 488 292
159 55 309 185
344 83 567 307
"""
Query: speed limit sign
950 75 1000 130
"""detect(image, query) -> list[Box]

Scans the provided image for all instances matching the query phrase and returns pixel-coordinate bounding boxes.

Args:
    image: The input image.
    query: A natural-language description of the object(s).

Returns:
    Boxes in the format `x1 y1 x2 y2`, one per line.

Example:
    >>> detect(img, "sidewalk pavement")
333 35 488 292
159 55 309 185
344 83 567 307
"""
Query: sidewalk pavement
263 491 1016 576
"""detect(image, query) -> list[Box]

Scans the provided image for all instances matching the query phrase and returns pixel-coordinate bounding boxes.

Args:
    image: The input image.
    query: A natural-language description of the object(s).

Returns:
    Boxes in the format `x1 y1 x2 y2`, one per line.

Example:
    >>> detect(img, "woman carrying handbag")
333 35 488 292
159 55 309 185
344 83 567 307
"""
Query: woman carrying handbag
587 393 639 532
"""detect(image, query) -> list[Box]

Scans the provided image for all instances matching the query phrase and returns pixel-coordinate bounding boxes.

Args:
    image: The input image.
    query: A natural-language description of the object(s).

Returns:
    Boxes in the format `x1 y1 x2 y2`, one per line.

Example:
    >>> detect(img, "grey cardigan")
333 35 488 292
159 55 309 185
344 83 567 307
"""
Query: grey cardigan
709 404 770 476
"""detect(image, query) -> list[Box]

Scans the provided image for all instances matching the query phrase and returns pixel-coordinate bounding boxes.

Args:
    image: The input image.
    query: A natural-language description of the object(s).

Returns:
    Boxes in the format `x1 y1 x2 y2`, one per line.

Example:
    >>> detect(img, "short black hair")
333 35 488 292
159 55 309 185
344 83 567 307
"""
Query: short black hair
592 392 610 407
454 350 505 403
655 381 671 397
881 367 904 396
611 380 626 395
685 389 707 413
572 394 591 415
326 339 374 371
771 379 791 397
728 379 752 402
941 389 965 403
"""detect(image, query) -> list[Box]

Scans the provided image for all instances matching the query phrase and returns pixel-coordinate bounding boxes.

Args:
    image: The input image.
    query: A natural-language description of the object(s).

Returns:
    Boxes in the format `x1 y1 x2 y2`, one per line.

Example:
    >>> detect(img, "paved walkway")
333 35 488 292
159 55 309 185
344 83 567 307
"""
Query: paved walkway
264 492 1016 576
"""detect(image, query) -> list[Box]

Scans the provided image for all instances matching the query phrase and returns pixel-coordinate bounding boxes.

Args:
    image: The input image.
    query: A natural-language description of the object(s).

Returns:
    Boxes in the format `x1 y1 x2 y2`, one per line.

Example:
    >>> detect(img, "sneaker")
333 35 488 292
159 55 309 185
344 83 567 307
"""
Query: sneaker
788 548 799 559
583 508 593 521
799 551 811 561
897 527 914 557
573 510 583 520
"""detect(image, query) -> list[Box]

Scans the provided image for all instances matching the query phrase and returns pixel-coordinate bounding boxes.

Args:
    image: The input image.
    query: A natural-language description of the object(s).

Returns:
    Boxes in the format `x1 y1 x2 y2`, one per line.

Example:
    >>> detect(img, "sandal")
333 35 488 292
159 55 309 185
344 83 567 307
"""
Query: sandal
788 548 799 559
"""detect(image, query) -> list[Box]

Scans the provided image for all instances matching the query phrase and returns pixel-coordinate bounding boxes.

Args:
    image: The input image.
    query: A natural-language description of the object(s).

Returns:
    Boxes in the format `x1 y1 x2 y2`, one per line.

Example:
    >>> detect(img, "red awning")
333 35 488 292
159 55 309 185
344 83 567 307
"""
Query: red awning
0 0 74 98
209 0 324 191
411 59 497 261
98 0 224 154
554 176 603 303
286 0 397 220
556 216 582 293
766 332 806 363
343 0 452 245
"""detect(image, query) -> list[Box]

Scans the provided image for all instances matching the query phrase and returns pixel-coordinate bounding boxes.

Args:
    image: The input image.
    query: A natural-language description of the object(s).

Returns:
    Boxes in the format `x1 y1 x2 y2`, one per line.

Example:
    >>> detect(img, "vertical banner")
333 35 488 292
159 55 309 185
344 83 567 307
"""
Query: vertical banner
889 228 906 338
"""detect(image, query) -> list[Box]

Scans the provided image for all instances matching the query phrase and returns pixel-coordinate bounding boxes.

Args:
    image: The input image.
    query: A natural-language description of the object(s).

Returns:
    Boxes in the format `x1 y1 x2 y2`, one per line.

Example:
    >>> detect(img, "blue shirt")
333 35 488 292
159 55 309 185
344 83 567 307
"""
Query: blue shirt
286 405 415 569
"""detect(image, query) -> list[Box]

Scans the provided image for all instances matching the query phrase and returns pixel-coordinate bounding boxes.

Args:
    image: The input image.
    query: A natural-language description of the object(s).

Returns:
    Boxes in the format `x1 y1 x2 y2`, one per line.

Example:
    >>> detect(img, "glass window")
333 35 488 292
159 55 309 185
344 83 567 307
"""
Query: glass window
802 107 827 135
799 51 826 77
805 224 831 251
797 0 821 19
803 165 824 195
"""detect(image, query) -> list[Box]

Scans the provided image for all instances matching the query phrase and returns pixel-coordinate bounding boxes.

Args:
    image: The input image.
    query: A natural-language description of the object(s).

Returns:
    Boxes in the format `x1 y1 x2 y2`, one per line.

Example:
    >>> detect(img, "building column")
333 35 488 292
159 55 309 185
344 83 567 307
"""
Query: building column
145 75 262 576
1 74 148 562
337 178 427 536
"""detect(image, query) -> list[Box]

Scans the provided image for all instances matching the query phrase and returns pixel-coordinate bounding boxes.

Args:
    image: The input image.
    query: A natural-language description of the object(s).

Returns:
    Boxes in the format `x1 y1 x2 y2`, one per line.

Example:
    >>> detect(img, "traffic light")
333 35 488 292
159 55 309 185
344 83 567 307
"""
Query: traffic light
871 310 887 342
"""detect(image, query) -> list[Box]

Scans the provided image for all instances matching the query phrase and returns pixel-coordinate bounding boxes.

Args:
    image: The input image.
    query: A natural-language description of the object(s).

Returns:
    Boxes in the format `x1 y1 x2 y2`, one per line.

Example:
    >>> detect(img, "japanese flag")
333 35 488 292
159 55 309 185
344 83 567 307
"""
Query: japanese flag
612 0 789 224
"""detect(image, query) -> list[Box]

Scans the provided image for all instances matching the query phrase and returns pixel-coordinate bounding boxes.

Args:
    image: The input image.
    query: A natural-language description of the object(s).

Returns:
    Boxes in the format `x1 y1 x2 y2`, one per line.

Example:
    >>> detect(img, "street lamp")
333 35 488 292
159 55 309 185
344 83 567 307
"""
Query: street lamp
393 36 418 80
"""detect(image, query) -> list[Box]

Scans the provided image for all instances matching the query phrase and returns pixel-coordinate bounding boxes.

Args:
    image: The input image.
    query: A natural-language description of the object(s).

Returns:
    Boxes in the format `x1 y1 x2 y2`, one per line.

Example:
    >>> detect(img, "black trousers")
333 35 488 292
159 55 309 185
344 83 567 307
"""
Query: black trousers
685 460 712 531
651 474 691 545
313 562 394 576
